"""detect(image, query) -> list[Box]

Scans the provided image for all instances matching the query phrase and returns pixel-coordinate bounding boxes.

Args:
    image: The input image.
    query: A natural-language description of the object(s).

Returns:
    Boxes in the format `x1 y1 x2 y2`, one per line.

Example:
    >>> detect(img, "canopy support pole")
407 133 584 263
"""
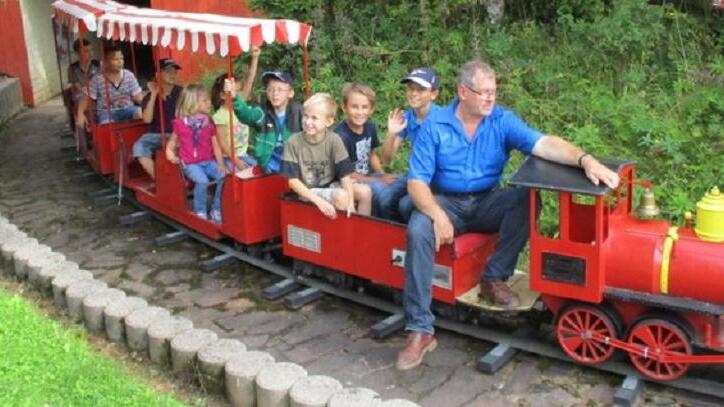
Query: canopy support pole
302 44 311 99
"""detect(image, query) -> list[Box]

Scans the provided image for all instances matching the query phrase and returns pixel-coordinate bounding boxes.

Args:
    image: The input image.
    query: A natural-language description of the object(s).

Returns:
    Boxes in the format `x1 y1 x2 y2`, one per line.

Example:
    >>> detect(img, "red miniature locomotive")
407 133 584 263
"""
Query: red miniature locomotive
510 156 723 381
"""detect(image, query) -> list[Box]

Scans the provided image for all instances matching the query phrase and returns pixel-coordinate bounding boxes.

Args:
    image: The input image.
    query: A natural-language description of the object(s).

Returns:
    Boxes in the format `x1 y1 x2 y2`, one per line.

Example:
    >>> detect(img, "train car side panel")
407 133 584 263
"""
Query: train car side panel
221 175 288 244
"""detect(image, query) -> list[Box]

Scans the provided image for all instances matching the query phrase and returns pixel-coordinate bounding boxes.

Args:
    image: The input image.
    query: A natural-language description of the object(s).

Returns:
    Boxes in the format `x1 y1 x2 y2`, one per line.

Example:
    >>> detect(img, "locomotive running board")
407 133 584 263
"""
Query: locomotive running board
456 270 539 312
108 184 724 403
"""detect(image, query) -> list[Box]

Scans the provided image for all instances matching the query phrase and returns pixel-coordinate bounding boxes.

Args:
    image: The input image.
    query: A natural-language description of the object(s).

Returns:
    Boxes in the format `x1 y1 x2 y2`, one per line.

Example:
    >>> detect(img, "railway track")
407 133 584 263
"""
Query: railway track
82 175 724 405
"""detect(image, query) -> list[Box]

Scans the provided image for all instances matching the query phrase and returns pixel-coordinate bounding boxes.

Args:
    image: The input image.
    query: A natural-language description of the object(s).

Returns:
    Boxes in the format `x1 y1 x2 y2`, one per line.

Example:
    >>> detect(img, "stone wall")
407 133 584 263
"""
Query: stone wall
0 77 23 124
20 0 61 105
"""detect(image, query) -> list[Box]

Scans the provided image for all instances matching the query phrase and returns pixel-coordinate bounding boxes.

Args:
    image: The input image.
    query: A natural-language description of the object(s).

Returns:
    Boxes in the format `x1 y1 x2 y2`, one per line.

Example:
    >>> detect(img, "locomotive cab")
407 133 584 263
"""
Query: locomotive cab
509 156 635 305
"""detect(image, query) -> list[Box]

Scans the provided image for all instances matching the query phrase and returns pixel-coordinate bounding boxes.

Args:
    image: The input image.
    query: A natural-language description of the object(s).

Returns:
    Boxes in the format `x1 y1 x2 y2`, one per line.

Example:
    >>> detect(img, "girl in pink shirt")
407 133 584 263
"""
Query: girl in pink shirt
166 84 227 222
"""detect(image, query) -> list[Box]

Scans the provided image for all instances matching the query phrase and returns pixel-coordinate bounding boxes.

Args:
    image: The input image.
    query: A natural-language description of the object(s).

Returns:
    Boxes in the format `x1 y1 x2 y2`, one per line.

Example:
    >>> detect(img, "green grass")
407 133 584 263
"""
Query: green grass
0 288 186 407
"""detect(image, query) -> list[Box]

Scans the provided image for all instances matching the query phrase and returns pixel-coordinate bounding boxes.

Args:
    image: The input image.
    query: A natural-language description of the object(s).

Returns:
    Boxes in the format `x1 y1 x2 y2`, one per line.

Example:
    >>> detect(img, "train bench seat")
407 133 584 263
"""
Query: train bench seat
452 233 497 259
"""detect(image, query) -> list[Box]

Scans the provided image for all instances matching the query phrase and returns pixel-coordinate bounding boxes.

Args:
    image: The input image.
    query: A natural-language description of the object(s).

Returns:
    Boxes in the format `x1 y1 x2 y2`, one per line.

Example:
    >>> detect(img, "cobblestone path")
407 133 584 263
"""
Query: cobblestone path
0 99 719 406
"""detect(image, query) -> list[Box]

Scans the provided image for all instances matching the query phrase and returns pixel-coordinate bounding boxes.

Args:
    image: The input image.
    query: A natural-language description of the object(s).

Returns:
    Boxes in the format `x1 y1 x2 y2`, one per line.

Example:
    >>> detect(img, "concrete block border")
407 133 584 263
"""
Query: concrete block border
0 216 420 406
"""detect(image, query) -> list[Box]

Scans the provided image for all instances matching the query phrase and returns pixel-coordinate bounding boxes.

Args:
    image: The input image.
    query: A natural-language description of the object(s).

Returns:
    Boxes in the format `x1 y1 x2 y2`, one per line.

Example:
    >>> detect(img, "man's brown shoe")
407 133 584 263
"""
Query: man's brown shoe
478 281 520 308
396 332 437 370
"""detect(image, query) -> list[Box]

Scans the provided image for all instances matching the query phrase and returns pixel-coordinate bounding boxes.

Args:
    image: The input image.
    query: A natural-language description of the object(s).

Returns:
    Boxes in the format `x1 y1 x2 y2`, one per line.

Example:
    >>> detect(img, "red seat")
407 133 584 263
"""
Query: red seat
453 233 497 258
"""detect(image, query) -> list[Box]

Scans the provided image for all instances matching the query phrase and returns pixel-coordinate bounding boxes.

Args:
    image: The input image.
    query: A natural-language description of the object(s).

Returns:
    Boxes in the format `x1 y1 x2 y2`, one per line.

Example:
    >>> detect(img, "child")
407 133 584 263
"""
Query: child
334 83 396 216
76 45 143 128
165 85 227 222
211 48 261 173
133 58 183 179
68 38 100 104
280 93 372 219
223 72 303 174
378 67 441 221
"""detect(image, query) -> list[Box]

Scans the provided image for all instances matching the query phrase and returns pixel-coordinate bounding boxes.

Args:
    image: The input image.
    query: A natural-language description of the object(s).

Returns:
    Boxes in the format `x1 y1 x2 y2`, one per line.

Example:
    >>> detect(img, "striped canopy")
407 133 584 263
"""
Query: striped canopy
97 8 313 57
51 0 131 33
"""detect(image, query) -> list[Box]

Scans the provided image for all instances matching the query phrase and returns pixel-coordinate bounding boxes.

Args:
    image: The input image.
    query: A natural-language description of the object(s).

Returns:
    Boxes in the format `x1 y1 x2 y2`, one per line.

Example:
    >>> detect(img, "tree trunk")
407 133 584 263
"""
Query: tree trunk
486 0 505 25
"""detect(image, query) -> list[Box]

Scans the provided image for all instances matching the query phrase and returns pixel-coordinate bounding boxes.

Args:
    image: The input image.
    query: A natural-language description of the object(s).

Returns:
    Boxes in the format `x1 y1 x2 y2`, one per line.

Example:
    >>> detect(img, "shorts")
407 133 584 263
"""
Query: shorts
132 132 163 158
309 182 342 203
97 105 141 125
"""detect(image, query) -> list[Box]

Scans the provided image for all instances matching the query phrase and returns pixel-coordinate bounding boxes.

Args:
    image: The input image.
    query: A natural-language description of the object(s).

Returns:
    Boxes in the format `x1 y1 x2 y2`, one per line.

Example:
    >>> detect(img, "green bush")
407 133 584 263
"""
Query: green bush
248 0 722 221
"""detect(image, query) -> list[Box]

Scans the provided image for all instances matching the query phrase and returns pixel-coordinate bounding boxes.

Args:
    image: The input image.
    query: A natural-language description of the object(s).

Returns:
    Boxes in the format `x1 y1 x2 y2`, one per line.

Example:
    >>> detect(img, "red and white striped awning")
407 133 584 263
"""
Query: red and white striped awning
97 8 313 57
51 0 131 33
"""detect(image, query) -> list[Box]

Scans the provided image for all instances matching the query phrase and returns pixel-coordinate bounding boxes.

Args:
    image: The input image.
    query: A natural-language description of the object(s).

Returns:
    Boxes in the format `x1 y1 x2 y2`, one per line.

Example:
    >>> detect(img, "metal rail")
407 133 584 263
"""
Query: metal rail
105 177 724 401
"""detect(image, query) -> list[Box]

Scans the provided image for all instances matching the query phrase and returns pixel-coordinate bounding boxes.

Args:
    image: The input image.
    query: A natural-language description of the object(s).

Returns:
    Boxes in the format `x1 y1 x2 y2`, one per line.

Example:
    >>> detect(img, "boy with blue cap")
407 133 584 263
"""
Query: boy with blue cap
378 67 441 221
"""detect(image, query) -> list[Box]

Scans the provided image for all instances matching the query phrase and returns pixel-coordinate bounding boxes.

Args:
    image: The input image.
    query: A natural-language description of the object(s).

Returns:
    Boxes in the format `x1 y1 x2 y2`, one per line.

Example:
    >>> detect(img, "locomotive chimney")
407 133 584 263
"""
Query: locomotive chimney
636 188 661 219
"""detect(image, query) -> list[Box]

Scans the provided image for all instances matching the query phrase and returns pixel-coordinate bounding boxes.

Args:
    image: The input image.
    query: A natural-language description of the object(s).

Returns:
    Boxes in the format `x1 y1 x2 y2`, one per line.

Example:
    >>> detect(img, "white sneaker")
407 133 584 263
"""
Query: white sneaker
210 209 222 223
194 211 208 220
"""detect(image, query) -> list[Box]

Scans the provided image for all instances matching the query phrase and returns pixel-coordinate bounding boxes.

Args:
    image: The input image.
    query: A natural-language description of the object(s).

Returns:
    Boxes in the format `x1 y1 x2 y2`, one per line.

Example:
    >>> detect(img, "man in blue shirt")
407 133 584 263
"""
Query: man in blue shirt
396 59 620 371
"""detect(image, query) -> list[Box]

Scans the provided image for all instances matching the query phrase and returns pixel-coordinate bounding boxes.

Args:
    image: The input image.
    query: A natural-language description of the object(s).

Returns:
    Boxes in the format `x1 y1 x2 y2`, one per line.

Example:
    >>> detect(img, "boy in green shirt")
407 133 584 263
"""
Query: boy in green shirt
224 72 303 173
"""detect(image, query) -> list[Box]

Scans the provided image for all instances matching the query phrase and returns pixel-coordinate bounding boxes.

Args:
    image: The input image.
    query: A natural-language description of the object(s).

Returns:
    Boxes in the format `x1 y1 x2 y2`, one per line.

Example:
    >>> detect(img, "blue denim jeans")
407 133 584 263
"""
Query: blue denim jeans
182 161 225 215
404 187 531 334
376 175 408 221
132 133 162 158
97 105 141 125
359 179 387 217
224 155 257 171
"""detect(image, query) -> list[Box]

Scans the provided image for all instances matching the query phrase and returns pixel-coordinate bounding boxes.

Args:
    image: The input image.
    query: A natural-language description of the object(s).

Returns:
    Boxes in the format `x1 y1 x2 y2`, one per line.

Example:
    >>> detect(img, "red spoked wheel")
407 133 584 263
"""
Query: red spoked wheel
556 304 619 365
627 318 691 381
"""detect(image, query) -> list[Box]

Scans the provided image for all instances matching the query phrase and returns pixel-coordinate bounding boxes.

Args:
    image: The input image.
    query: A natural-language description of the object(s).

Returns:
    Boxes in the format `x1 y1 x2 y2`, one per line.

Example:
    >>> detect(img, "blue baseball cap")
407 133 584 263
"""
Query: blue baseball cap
262 71 293 86
401 67 439 90
160 58 182 71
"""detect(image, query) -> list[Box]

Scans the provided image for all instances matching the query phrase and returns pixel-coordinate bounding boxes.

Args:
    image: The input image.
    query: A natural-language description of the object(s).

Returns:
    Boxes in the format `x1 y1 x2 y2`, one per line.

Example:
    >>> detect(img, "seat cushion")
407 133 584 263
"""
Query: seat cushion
453 233 497 258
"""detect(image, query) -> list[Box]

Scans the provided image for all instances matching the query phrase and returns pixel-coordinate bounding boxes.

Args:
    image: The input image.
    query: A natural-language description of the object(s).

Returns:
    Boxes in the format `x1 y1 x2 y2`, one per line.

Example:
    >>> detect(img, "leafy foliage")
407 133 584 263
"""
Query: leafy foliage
247 0 722 221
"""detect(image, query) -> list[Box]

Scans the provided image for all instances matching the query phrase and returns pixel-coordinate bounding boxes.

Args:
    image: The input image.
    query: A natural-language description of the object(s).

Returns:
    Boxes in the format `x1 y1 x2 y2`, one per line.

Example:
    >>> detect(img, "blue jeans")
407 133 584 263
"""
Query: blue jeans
224 155 257 171
97 105 141 125
404 188 531 334
376 176 408 222
182 161 225 215
359 179 387 217
132 133 162 158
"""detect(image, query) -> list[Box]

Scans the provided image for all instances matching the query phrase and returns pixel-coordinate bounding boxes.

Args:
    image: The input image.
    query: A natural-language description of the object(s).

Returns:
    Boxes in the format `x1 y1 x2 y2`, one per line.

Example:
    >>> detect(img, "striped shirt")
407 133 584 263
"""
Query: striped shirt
88 69 142 115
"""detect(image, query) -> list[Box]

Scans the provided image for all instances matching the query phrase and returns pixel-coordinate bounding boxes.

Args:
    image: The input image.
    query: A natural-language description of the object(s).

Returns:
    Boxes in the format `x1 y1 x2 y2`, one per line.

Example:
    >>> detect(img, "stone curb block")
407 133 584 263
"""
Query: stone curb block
13 244 52 280
0 237 30 274
256 361 308 407
66 279 109 322
83 288 126 333
104 296 148 343
289 375 343 407
198 338 247 394
27 252 67 286
125 306 171 353
148 316 194 366
0 218 420 407
36 261 80 296
2 238 38 272
169 328 218 374
51 268 94 309
225 351 275 407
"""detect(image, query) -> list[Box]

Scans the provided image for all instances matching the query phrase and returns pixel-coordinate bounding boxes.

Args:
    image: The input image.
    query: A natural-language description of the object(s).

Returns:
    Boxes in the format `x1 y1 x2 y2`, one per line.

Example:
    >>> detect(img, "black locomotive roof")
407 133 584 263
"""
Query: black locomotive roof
508 156 635 196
